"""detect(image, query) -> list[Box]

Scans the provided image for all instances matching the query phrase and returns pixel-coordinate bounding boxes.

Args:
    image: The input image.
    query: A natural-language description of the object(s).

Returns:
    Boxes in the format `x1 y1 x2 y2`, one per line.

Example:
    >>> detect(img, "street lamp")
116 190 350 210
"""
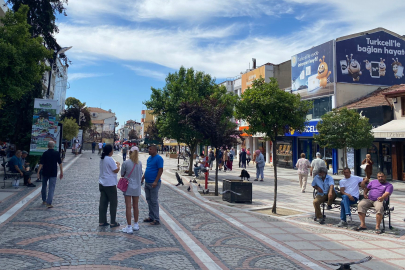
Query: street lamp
47 46 72 98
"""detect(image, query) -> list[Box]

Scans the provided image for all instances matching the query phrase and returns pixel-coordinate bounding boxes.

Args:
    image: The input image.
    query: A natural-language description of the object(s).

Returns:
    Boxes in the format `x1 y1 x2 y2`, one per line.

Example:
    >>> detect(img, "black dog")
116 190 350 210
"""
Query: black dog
239 169 250 181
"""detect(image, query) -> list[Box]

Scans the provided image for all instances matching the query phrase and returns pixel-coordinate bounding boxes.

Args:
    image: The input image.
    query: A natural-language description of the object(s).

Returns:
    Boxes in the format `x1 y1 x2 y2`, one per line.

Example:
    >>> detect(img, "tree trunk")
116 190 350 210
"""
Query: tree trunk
215 153 219 196
188 144 196 176
272 138 277 214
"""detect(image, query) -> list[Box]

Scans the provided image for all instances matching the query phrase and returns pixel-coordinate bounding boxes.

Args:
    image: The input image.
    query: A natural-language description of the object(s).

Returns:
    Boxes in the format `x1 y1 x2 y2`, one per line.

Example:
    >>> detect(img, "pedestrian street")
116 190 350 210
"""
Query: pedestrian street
0 151 404 269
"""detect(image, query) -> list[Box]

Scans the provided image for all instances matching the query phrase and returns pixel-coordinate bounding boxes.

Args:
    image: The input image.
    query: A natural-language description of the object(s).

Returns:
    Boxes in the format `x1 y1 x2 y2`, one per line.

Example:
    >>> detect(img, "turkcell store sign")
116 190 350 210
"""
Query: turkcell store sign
291 40 334 100
337 31 405 85
30 99 59 155
285 120 320 137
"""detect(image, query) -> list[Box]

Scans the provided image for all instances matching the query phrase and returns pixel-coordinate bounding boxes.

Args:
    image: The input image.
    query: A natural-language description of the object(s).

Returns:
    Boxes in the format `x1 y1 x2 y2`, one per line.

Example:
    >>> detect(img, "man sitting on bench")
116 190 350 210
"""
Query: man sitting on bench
356 172 393 234
9 150 36 187
337 168 368 227
312 167 336 224
194 154 207 178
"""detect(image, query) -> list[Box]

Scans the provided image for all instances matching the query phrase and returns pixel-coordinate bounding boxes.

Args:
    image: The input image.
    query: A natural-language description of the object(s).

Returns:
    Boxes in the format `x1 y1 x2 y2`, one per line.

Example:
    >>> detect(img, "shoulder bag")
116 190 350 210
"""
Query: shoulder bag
117 163 136 192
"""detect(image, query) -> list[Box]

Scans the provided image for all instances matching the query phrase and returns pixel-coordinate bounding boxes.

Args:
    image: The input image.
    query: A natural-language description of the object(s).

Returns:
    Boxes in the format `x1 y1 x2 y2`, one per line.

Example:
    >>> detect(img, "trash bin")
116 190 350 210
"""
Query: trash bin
222 179 252 203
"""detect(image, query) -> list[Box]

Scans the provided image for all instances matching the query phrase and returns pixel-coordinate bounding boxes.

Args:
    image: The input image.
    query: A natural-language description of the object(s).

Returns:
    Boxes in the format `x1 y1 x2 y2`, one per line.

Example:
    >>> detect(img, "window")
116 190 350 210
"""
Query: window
401 97 405 116
307 96 332 119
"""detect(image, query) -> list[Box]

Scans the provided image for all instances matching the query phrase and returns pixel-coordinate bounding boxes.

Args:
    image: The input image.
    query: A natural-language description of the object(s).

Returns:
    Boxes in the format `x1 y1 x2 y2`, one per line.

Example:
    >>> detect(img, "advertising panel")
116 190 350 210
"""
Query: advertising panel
241 65 266 93
30 99 59 155
291 40 334 99
285 120 320 137
336 31 405 85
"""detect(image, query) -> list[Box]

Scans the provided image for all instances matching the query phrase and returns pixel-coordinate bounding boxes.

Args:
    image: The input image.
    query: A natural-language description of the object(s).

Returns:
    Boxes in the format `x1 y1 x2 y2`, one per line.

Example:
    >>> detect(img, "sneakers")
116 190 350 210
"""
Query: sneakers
42 201 47 205
346 214 352 223
133 223 139 231
47 204 53 208
27 183 36 187
301 190 305 193
122 226 133 234
254 179 258 181
337 220 348 227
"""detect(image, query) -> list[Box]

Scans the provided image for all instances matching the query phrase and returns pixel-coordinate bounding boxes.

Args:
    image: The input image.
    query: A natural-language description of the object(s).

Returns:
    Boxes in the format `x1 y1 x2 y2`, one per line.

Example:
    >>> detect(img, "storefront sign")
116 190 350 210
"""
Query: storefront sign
336 31 405 85
374 132 405 138
30 99 59 155
285 120 320 137
291 40 334 100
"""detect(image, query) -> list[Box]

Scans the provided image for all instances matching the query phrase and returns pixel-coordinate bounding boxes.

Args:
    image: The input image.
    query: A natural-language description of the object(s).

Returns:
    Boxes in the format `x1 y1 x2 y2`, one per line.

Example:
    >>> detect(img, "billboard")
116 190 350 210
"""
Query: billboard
336 31 405 85
291 40 334 99
284 120 320 137
241 65 266 93
30 99 59 155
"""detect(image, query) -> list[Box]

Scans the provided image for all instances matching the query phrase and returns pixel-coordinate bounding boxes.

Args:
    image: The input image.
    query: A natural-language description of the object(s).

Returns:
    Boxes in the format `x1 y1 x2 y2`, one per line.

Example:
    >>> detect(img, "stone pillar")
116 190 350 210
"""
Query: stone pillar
252 137 257 151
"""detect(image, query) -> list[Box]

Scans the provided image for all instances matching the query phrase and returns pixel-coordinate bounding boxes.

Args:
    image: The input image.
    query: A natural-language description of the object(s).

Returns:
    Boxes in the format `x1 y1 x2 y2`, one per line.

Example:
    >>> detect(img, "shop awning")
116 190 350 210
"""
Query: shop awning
372 120 405 139
164 142 187 146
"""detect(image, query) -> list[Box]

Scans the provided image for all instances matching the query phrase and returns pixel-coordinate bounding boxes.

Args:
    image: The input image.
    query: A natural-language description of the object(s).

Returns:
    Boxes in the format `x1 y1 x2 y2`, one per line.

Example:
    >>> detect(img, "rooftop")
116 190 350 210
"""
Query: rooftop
87 107 114 114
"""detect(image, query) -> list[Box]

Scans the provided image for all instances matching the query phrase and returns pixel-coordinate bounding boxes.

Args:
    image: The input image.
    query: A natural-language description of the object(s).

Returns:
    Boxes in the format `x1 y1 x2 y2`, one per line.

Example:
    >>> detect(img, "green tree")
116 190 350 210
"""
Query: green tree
128 129 138 140
144 66 224 174
314 108 374 168
179 96 241 195
60 97 91 133
60 117 79 141
0 5 52 107
65 97 85 109
235 78 312 213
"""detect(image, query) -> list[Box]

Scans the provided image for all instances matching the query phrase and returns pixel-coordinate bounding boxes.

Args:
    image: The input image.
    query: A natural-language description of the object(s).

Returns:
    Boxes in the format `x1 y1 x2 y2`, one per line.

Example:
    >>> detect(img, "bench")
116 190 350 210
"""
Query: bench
1 156 22 189
177 160 190 173
313 179 393 231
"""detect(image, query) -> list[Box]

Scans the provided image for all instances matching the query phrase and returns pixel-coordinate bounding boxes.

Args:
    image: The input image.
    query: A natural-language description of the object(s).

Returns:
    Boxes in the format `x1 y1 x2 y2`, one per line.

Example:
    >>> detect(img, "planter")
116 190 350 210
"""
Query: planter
222 179 252 203
169 154 178 159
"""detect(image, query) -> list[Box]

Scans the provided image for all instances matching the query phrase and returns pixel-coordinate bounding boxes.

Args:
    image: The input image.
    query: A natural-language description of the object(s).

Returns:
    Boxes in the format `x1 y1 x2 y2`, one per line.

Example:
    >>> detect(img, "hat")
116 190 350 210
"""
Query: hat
316 152 321 156
22 151 28 154
130 146 139 152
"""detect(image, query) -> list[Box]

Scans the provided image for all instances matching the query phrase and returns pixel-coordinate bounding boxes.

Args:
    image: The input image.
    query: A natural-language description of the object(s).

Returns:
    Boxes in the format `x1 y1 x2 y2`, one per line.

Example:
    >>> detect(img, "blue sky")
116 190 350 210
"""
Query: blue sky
53 0 405 127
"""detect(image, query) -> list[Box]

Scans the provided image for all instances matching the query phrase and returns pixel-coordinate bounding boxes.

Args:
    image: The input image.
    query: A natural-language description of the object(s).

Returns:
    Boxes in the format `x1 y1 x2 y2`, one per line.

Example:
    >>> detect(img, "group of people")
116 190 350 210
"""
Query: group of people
8 150 36 188
98 144 163 234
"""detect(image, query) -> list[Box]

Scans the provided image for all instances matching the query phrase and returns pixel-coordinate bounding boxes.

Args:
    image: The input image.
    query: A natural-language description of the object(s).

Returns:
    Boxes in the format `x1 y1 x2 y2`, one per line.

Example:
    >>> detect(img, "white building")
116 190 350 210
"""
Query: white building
0 0 8 18
87 107 116 143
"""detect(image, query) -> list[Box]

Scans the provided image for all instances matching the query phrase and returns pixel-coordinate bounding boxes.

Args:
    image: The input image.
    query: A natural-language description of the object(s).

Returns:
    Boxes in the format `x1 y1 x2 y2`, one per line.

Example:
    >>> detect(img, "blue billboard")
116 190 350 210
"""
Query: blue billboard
285 120 320 137
336 31 405 85
291 40 334 100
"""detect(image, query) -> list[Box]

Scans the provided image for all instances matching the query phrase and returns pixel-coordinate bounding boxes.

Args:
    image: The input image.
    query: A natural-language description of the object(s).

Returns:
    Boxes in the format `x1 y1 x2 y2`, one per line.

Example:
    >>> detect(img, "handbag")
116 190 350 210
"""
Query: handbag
117 163 136 192
360 163 368 170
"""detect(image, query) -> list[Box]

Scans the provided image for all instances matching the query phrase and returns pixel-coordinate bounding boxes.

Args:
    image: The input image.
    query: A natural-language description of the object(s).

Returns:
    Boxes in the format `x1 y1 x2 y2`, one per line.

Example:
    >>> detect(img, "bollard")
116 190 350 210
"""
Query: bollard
205 170 209 189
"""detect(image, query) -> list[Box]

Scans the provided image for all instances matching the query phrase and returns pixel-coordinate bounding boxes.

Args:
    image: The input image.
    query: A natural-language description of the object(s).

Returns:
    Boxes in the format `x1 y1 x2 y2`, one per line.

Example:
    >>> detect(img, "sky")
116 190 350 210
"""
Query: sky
52 0 405 128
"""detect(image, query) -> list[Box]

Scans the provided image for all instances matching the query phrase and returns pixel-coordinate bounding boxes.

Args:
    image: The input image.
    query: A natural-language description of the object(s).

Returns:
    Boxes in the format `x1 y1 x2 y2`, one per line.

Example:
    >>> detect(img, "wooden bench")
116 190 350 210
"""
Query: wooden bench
313 179 393 231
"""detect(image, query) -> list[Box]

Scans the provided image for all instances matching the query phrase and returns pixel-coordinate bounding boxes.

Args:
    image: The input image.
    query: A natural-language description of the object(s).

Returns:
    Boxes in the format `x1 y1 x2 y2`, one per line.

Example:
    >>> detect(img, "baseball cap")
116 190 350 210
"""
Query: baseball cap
316 152 321 156
22 151 28 154
130 146 139 152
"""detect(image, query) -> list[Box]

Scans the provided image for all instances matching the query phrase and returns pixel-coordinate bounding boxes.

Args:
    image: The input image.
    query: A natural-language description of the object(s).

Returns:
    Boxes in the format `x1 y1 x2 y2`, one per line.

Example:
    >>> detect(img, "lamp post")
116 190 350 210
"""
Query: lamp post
46 46 72 98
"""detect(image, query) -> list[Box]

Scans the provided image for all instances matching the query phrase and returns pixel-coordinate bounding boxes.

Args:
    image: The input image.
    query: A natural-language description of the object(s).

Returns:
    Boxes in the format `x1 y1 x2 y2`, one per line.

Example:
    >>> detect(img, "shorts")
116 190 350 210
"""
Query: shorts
75 148 79 153
357 199 384 215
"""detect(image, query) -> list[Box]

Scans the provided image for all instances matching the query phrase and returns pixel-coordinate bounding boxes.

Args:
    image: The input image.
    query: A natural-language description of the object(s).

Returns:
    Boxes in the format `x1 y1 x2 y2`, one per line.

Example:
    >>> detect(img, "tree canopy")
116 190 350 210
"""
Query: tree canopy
0 5 52 108
314 108 374 167
65 97 85 109
128 129 138 140
60 97 91 133
235 77 312 213
60 117 79 141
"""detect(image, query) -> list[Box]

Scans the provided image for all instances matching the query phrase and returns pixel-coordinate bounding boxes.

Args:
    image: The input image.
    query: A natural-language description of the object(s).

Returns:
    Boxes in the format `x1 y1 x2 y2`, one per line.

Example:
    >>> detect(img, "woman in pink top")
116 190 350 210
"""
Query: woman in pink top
296 153 311 193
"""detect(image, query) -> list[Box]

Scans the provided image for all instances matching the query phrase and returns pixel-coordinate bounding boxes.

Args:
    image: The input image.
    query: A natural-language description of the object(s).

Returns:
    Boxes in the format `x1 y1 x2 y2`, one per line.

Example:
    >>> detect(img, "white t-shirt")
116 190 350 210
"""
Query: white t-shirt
98 143 103 149
99 156 118 186
339 175 363 199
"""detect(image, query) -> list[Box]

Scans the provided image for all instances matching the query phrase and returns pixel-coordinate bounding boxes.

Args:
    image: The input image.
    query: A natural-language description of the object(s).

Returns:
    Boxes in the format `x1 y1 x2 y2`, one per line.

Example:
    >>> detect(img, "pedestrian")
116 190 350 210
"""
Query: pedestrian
296 153 311 193
37 141 63 208
121 147 143 234
142 145 164 225
217 149 223 170
238 149 242 168
92 141 96 154
98 141 103 155
310 152 327 178
103 142 106 148
240 148 247 169
74 140 80 156
246 148 251 166
228 150 234 171
223 149 229 171
98 144 120 228
361 154 373 179
122 145 128 161
254 149 265 181
209 150 215 170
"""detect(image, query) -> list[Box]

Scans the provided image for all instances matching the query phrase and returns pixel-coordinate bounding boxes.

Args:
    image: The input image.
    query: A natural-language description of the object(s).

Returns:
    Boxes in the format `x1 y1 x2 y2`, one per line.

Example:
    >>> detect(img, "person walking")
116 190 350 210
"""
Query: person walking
209 150 215 170
121 147 143 234
361 154 373 179
98 142 103 155
246 148 251 166
37 141 63 208
254 149 265 181
310 152 327 178
223 149 229 171
296 153 311 193
122 145 128 161
92 141 96 154
240 148 247 169
142 145 164 225
98 144 120 228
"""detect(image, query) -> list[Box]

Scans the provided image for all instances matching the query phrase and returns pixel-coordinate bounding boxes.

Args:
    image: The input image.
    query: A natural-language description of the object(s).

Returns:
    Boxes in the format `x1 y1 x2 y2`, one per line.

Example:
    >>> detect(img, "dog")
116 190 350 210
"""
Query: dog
239 169 250 181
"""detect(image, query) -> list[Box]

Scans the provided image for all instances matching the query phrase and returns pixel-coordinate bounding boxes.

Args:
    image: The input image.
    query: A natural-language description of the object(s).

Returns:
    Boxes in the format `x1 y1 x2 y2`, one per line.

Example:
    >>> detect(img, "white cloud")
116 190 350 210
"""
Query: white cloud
124 65 167 81
69 73 112 81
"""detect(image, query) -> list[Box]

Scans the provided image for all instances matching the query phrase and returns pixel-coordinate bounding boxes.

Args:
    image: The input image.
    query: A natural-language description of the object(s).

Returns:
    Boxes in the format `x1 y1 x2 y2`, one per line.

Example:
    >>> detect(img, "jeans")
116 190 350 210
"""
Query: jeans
123 153 127 161
194 167 201 177
256 166 264 179
92 148 95 153
145 182 161 222
41 175 57 205
340 195 358 221
99 184 118 224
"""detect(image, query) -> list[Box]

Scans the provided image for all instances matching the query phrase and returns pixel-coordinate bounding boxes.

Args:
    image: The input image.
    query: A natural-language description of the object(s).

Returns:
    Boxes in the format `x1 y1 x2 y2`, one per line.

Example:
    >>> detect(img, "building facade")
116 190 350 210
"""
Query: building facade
87 107 116 143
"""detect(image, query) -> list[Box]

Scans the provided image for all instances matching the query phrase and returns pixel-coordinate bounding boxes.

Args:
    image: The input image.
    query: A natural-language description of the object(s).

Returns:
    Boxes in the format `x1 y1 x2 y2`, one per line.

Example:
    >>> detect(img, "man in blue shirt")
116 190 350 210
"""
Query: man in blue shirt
142 145 164 225
312 167 336 224
9 150 36 188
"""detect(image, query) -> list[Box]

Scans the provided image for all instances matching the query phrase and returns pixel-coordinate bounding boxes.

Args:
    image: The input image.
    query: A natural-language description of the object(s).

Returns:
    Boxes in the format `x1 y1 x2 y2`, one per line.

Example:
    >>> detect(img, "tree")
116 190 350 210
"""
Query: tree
7 0 68 53
314 108 374 168
0 5 52 108
179 96 241 195
235 78 312 213
65 97 85 109
128 129 138 140
60 98 91 133
60 117 79 141
144 66 224 175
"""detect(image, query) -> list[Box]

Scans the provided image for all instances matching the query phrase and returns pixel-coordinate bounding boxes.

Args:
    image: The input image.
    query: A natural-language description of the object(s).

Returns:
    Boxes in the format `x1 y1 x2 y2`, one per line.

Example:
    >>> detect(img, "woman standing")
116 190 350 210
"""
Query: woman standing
254 149 265 181
295 153 311 193
362 154 373 179
99 144 120 228
246 148 251 166
240 148 247 169
121 148 143 234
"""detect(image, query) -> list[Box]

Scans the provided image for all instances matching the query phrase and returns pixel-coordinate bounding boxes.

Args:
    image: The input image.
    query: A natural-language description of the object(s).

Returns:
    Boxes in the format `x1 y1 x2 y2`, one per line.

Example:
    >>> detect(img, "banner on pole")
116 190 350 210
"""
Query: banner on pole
30 99 59 155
